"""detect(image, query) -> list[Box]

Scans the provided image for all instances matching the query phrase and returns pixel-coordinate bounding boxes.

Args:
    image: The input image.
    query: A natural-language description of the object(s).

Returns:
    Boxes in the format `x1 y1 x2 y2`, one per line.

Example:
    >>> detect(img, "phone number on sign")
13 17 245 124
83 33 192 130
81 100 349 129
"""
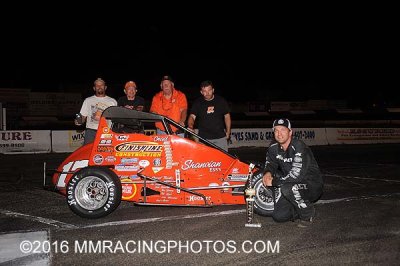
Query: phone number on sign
293 130 315 140
20 239 280 254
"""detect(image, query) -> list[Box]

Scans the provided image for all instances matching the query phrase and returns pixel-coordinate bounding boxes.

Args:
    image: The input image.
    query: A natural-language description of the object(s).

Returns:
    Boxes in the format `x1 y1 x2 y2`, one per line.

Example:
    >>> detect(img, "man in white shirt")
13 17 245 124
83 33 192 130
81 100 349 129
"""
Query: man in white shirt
75 78 117 145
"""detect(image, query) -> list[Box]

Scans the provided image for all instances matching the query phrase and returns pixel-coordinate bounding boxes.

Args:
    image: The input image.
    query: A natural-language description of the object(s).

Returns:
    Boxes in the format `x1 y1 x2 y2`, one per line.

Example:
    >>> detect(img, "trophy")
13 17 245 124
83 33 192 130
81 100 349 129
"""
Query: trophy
245 163 261 228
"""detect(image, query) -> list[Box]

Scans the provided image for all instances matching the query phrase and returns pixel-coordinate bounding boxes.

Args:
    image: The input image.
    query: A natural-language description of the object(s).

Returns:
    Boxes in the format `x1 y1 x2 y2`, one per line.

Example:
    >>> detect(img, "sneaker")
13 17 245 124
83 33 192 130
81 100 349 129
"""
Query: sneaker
297 217 313 228
297 207 316 228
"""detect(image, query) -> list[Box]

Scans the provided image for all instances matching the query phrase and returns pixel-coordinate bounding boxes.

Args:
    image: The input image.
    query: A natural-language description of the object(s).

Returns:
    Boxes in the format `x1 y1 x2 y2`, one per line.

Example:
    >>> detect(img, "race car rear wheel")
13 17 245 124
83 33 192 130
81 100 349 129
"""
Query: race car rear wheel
66 167 121 219
246 170 275 216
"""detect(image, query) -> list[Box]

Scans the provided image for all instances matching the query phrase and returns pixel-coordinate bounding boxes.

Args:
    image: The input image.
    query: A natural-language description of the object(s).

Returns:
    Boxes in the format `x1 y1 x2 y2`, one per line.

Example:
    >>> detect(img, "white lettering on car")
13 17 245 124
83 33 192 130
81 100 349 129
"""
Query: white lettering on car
57 160 89 187
181 160 222 171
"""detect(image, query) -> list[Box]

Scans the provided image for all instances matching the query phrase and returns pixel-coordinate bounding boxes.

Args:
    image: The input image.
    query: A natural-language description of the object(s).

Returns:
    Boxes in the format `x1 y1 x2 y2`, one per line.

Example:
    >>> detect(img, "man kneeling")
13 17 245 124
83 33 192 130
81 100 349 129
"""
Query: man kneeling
262 118 324 227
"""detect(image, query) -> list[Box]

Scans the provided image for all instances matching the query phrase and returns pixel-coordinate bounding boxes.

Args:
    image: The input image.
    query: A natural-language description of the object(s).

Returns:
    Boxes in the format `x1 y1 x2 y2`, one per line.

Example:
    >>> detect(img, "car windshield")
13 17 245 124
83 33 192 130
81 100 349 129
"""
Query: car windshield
102 106 234 157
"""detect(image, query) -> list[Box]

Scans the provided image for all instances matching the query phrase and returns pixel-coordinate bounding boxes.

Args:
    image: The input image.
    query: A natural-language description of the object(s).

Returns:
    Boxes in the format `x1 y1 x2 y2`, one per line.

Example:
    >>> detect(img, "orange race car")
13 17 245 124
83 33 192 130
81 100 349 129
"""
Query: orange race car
47 106 274 218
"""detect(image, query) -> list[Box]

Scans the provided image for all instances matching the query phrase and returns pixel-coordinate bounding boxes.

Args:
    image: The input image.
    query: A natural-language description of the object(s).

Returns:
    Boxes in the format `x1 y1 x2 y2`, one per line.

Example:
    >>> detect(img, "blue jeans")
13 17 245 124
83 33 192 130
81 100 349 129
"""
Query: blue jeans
83 128 97 145
156 128 184 138
207 137 228 152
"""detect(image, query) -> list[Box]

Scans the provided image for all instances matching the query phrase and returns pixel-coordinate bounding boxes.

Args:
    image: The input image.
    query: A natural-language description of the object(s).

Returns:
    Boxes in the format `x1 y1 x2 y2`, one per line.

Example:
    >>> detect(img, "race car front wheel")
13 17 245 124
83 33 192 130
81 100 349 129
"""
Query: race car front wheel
246 170 275 217
66 167 121 219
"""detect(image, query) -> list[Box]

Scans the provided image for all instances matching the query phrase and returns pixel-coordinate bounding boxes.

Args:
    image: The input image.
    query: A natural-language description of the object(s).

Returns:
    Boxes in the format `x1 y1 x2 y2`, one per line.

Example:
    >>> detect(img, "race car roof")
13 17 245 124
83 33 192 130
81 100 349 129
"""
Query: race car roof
102 106 164 121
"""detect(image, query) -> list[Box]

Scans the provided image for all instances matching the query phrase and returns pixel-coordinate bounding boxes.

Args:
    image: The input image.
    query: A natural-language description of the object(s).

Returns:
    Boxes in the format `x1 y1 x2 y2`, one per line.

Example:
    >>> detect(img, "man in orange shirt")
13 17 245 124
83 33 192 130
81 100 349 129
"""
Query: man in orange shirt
150 75 188 135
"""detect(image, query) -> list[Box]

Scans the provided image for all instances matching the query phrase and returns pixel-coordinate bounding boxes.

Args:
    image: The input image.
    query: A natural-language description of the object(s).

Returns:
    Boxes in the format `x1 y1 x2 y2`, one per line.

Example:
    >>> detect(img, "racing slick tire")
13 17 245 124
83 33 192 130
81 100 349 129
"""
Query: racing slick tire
246 169 275 217
66 166 122 219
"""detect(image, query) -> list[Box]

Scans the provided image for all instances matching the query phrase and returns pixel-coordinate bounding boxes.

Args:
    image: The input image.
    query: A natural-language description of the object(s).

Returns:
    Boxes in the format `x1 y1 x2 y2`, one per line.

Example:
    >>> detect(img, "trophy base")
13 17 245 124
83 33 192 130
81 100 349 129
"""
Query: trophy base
245 223 261 228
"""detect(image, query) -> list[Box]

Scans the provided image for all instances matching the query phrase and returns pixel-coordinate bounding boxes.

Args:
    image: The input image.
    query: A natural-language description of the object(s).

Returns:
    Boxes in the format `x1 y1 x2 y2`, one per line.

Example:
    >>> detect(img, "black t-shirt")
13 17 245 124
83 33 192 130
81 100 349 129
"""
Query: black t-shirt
117 96 145 110
190 95 230 139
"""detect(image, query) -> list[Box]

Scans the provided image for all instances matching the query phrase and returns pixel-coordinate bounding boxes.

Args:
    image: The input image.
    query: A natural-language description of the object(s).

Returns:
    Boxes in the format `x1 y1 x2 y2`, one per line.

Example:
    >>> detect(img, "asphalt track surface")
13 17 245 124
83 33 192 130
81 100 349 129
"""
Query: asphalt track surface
1 144 399 265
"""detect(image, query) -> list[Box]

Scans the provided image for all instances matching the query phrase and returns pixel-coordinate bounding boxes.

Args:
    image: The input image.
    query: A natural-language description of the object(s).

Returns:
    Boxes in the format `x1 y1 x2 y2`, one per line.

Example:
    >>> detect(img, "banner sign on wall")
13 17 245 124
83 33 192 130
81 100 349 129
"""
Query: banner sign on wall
229 128 273 148
326 128 400 144
52 130 85 152
228 128 328 148
292 128 328 146
0 130 51 154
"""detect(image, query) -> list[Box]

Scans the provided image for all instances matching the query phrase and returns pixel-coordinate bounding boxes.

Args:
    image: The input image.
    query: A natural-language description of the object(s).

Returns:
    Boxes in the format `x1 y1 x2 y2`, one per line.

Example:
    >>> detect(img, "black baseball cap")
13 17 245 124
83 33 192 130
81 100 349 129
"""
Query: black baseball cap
272 118 291 130
161 75 174 83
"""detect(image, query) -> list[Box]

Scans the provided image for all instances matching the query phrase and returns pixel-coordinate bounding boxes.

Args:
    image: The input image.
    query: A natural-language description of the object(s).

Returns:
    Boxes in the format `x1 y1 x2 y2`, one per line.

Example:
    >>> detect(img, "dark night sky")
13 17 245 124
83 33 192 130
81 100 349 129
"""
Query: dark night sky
1 6 396 106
